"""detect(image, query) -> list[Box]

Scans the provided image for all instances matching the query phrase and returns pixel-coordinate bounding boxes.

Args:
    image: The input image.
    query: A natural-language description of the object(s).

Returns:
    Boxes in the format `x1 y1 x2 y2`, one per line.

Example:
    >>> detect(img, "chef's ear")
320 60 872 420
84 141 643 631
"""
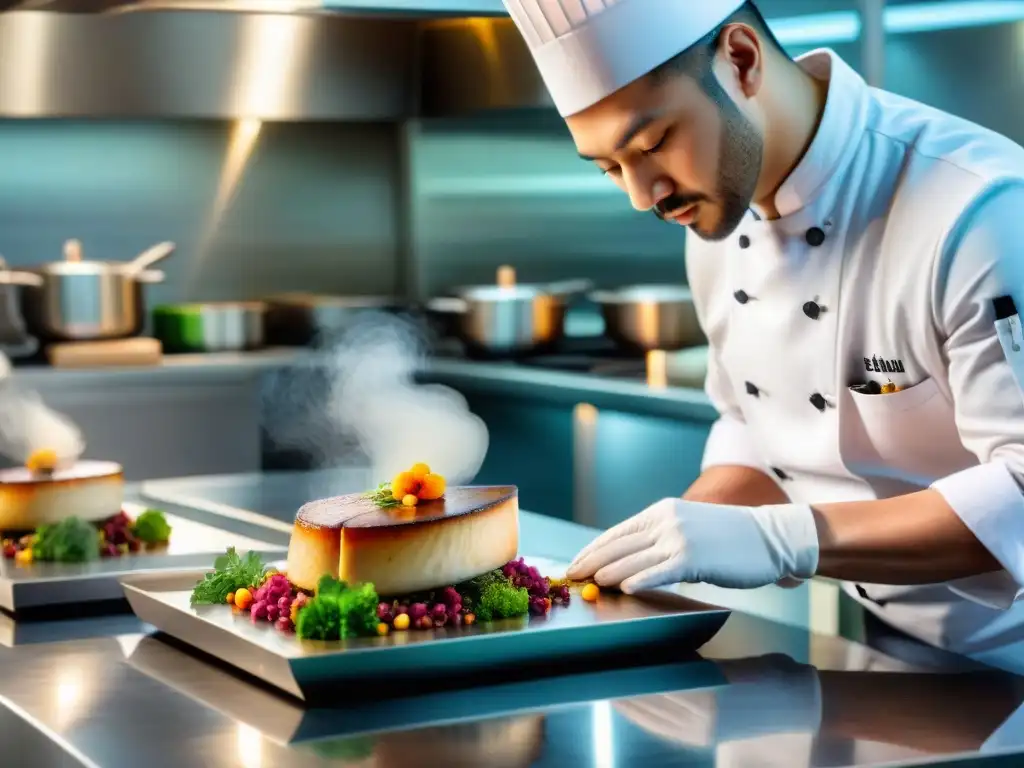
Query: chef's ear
716 22 765 99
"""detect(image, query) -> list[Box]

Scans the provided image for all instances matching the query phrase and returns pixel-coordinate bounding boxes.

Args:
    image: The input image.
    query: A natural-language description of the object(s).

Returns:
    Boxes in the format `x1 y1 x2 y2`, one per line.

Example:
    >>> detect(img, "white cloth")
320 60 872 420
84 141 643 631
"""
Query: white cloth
566 497 819 591
502 0 744 116
688 48 1024 662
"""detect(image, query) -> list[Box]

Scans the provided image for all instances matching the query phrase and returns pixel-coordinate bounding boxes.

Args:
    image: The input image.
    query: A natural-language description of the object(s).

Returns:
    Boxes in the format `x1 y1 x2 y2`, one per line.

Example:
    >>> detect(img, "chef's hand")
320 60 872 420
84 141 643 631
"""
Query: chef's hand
566 498 819 592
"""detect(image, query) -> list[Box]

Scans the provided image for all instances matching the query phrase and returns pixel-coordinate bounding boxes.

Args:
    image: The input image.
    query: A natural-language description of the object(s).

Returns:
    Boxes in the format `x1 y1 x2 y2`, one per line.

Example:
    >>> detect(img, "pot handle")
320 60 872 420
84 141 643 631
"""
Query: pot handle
0 271 44 287
126 241 176 274
425 296 468 314
134 269 166 284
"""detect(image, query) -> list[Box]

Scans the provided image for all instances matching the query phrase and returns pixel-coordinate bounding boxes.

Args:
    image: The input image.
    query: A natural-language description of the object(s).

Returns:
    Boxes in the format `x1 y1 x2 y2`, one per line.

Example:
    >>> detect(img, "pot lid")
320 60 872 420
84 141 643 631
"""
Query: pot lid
590 285 693 304
36 260 130 276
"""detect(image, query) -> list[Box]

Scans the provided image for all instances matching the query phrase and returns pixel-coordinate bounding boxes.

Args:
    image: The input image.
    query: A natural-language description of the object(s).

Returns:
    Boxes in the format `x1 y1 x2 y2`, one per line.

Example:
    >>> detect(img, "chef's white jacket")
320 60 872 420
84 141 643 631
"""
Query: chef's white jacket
687 48 1024 669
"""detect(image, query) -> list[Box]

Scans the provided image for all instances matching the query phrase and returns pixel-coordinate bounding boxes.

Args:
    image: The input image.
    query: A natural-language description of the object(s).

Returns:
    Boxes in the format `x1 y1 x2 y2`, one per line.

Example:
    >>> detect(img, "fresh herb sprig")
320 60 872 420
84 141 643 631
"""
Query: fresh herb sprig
33 517 98 563
295 574 380 640
364 482 400 509
190 547 267 605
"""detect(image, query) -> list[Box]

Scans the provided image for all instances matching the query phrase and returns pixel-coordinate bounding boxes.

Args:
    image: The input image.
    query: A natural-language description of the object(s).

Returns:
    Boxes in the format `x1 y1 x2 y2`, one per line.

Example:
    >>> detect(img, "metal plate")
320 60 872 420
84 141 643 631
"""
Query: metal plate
122 557 731 704
124 631 727 746
0 502 285 612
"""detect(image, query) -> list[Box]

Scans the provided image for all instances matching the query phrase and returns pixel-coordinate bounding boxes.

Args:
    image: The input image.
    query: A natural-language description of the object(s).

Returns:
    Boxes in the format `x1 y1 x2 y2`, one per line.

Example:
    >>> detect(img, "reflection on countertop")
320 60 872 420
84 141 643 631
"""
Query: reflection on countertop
2 608 1023 768
0 472 1021 767
10 347 717 422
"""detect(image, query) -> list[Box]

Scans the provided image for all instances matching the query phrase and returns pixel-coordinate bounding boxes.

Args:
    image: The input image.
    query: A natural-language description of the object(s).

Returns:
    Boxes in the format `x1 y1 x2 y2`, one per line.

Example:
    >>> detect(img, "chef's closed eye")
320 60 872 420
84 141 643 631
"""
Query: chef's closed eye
641 129 672 155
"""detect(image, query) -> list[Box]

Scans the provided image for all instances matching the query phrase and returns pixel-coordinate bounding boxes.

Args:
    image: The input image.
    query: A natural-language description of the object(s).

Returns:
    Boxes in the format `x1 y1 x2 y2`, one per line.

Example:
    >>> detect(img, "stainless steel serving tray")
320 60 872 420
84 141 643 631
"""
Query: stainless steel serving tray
122 556 731 705
0 502 285 613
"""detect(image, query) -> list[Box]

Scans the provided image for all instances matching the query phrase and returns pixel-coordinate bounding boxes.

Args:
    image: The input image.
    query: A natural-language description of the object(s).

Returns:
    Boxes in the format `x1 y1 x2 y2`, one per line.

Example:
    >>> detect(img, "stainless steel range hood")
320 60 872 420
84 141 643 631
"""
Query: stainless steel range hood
0 10 419 119
0 0 506 13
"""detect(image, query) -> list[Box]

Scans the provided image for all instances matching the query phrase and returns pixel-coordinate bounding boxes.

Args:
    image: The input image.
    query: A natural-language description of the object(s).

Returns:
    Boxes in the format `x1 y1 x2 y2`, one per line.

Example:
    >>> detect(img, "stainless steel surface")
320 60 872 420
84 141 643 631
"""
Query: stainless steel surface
141 467 376 534
263 294 404 347
415 11 862 116
10 348 717 422
860 0 886 88
427 284 585 356
0 11 416 119
0 0 506 12
0 471 1020 766
16 259 166 342
0 501 284 611
124 632 724 742
419 17 553 116
123 557 731 703
2 604 1024 766
0 269 44 287
591 285 706 353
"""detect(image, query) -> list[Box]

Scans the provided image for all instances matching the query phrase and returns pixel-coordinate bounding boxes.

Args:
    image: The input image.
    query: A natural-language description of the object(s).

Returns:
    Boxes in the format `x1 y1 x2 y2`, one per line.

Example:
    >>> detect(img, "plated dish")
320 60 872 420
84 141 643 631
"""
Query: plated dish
188 463 598 640
0 449 171 566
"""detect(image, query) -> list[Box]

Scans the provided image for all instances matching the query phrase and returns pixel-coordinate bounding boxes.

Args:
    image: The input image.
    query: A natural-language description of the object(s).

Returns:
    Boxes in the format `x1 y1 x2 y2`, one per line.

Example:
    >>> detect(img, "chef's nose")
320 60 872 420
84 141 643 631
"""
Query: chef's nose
623 167 674 212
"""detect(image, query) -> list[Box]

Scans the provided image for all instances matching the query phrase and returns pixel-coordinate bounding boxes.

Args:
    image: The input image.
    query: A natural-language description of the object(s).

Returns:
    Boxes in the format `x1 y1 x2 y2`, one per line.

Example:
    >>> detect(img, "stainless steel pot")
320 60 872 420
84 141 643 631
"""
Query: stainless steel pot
590 284 706 352
263 293 405 347
0 240 175 344
153 301 265 353
8 260 166 343
425 279 592 356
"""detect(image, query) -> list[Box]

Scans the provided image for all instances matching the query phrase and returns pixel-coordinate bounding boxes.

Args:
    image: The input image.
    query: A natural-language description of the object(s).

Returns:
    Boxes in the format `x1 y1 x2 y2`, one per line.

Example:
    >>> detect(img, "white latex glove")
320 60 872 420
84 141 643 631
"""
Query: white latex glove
566 498 819 592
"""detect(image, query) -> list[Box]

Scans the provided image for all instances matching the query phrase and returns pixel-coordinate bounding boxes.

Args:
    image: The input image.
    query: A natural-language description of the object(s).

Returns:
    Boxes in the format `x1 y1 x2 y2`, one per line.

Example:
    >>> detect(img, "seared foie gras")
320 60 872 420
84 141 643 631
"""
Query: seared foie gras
286 486 519 595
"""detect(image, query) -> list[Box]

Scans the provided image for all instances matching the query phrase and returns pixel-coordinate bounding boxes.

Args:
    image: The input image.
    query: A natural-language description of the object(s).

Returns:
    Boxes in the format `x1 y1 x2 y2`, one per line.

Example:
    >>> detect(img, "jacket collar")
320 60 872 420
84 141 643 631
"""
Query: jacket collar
751 49 870 223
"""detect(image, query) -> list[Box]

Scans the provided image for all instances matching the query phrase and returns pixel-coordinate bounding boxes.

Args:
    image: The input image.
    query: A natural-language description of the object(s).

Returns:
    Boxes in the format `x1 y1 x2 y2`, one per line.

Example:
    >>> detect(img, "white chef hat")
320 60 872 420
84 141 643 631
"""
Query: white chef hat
503 0 747 117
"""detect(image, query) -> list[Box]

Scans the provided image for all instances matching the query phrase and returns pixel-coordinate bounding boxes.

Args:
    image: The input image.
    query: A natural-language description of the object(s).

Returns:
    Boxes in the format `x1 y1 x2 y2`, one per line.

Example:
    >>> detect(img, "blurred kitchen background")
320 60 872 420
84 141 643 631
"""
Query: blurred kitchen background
0 0 1019 537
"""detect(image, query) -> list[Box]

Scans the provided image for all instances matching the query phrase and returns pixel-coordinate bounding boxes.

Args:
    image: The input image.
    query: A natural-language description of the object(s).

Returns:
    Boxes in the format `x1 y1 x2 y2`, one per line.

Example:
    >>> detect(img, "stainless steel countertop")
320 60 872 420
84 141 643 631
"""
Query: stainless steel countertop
11 348 718 422
1 471 1024 767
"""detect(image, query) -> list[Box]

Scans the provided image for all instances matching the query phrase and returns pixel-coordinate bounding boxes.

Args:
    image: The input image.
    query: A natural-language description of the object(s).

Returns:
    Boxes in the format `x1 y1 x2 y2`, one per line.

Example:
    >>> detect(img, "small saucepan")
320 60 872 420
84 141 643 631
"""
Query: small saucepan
0 240 175 344
590 284 706 352
425 279 592 356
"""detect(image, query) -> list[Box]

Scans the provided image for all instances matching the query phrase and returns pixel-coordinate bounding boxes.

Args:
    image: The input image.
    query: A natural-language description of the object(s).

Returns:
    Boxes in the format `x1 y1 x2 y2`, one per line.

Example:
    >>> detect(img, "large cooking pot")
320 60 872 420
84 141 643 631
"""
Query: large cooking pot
590 284 706 352
0 241 174 343
425 279 592 356
263 293 405 347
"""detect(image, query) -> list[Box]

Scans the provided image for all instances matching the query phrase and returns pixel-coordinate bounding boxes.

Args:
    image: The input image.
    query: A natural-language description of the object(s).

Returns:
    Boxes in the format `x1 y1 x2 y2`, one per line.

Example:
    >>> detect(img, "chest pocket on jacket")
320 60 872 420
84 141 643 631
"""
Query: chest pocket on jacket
845 377 976 482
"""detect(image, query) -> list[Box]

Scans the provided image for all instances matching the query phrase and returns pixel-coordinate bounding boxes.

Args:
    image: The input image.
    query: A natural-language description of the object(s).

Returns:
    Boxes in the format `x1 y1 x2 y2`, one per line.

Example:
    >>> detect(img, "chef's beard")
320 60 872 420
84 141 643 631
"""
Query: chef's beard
655 79 763 242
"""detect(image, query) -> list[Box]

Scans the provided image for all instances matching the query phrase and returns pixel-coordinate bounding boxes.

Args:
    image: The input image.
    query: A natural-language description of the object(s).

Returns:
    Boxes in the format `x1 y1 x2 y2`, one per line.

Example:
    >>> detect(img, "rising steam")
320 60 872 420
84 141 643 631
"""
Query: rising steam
0 352 85 465
262 313 489 485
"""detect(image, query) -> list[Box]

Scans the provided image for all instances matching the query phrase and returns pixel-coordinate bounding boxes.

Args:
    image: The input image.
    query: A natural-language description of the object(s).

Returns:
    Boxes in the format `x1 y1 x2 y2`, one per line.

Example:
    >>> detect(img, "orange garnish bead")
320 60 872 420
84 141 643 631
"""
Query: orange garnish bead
418 473 446 500
26 448 58 474
391 471 416 500
402 494 419 507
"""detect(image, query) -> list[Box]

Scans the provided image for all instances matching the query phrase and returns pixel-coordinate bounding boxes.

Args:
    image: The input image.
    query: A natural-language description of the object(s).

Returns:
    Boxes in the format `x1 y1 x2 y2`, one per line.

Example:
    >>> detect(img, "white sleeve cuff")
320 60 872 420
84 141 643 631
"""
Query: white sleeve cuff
932 462 1024 609
701 416 766 472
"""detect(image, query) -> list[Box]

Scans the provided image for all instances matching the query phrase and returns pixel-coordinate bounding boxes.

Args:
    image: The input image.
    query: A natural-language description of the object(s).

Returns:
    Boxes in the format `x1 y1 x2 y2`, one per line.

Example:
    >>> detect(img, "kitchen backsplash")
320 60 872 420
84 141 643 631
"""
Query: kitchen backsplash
0 120 403 307
406 111 689 298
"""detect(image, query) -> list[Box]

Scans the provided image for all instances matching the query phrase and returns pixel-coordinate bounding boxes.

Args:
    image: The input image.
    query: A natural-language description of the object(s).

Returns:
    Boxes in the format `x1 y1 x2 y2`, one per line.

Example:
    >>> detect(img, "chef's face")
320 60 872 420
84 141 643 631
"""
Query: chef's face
567 26 765 241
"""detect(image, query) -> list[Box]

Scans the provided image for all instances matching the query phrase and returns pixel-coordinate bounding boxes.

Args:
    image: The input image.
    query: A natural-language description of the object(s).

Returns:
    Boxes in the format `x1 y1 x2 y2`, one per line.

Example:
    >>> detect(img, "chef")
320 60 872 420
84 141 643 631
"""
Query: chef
501 0 1024 668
